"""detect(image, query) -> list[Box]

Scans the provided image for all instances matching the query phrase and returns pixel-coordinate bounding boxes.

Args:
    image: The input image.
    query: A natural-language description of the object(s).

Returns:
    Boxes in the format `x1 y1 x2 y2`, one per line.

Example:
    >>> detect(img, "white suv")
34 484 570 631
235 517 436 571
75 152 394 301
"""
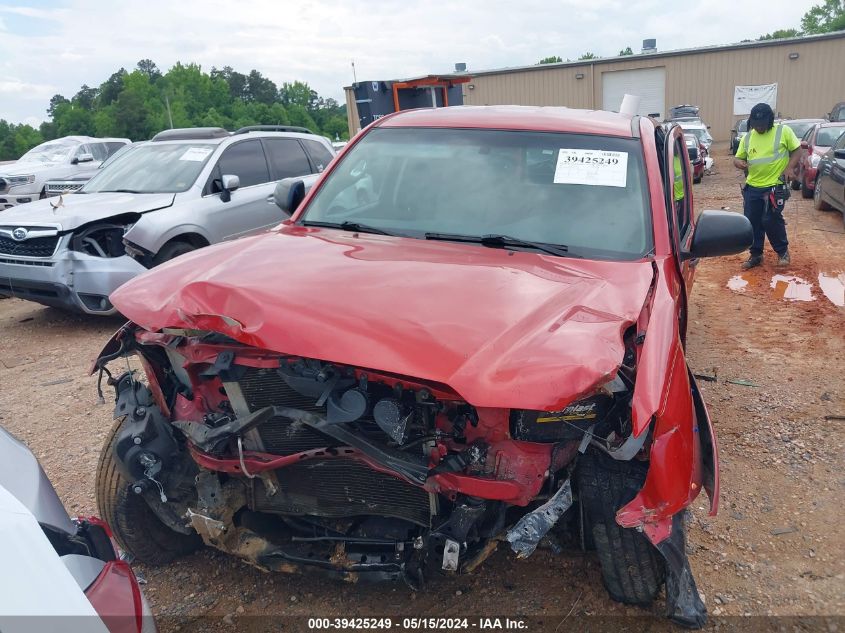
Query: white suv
0 126 334 314
0 136 130 209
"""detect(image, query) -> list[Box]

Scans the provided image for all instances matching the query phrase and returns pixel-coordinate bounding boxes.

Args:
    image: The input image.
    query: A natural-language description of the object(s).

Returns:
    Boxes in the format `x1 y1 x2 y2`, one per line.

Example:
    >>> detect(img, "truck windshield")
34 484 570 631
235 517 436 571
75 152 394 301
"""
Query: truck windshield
299 128 652 261
20 140 76 163
82 143 215 194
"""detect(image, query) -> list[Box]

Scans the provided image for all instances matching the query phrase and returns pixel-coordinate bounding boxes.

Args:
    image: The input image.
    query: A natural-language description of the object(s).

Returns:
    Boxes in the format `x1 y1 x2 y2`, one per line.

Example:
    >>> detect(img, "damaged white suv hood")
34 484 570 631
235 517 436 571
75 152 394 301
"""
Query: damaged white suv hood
0 191 175 231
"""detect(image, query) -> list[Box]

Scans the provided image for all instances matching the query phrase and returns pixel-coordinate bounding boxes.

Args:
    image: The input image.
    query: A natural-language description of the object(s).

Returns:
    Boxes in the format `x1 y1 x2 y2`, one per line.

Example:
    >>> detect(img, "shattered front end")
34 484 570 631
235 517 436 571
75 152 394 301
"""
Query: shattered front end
93 291 715 626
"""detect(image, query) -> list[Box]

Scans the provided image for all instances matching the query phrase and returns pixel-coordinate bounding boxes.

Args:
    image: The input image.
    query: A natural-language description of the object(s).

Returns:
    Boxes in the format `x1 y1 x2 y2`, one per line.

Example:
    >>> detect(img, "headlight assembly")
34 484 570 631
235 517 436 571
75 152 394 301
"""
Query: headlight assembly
6 174 36 186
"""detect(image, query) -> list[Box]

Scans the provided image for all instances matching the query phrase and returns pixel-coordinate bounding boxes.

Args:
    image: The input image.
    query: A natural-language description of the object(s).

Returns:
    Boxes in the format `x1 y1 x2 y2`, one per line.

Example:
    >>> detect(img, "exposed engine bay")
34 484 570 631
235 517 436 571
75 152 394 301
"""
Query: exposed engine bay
96 324 656 587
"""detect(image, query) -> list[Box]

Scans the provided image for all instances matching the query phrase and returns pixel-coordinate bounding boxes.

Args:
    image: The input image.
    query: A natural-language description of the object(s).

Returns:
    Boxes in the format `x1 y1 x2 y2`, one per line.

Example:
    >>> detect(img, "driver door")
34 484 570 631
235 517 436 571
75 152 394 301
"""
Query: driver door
661 125 696 343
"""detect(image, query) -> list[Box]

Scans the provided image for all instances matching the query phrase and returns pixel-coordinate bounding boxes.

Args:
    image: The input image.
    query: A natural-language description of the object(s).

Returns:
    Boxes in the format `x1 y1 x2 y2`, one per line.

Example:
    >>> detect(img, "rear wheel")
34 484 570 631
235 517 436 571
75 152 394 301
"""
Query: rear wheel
790 178 801 191
153 240 196 266
801 173 813 198
95 418 201 565
814 178 832 210
575 451 666 605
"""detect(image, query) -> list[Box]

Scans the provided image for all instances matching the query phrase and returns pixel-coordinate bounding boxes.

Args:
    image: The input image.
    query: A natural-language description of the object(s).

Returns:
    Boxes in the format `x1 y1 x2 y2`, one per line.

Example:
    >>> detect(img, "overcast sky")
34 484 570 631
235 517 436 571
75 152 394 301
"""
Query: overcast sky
0 0 817 126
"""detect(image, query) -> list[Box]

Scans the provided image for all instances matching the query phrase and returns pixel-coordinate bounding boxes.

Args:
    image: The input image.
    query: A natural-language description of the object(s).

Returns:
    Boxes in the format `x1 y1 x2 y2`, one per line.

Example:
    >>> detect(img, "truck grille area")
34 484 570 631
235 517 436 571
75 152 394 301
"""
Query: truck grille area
251 458 431 526
233 367 433 526
236 367 385 454
0 235 59 257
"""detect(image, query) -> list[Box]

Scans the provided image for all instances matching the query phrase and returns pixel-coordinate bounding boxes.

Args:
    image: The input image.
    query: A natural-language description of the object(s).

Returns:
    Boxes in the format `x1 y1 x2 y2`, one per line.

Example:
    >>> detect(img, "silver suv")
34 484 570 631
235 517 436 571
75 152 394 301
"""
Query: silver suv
0 136 130 209
0 127 334 314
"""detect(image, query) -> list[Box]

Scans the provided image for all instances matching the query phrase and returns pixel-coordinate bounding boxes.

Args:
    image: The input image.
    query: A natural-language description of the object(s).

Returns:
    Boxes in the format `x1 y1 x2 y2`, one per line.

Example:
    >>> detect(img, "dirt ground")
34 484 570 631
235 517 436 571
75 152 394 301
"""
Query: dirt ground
0 147 843 631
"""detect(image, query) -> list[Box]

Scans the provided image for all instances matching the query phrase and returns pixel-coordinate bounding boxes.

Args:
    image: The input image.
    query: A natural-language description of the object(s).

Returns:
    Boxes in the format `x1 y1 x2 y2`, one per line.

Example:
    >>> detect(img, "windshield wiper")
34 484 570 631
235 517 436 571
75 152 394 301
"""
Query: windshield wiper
425 232 569 257
301 220 398 236
100 189 145 194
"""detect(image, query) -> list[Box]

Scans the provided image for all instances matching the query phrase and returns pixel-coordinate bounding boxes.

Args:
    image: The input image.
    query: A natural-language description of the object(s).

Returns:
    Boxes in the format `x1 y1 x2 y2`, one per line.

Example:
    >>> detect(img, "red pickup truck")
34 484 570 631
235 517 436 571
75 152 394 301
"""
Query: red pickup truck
92 106 751 627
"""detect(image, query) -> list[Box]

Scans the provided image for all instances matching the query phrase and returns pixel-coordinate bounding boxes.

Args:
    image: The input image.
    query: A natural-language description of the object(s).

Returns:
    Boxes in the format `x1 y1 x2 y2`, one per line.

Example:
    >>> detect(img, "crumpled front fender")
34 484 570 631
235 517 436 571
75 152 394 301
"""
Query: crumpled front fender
89 321 137 375
619 259 717 545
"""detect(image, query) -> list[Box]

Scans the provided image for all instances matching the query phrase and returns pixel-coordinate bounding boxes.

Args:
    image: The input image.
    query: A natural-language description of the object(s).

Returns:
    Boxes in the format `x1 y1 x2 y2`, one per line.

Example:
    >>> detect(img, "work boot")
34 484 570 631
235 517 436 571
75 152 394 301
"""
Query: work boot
741 255 763 270
777 251 791 267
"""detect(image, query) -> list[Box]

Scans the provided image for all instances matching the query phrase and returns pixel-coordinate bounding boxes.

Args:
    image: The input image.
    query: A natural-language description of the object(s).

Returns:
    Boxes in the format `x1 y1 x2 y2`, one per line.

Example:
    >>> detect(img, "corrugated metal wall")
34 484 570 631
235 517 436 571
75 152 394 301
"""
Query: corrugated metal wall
461 35 845 141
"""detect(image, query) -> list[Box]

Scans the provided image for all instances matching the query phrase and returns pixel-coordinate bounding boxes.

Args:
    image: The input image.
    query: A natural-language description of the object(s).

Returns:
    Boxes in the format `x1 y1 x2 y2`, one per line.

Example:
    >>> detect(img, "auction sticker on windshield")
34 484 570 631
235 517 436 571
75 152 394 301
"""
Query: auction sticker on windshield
179 147 213 162
553 149 628 188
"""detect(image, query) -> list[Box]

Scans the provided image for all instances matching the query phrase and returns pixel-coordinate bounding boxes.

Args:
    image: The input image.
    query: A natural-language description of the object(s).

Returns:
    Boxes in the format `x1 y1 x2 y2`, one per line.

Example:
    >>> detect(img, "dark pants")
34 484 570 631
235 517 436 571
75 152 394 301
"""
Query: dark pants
742 185 788 257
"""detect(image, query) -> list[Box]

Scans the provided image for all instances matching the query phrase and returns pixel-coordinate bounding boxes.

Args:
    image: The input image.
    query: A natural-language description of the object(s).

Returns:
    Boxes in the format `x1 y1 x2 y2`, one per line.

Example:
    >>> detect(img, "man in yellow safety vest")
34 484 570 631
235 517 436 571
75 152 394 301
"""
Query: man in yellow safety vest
733 103 801 269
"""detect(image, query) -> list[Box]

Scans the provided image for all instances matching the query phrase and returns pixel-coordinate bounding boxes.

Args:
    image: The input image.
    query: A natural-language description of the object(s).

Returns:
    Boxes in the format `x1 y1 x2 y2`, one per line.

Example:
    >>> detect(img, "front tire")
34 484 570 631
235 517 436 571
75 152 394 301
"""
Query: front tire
576 451 666 606
153 241 196 266
814 178 832 210
95 418 202 565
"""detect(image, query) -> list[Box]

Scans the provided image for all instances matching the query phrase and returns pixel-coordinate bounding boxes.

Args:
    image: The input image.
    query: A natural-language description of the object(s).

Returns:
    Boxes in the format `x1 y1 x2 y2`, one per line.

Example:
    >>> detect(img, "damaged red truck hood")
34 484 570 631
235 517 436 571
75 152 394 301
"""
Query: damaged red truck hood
111 225 655 411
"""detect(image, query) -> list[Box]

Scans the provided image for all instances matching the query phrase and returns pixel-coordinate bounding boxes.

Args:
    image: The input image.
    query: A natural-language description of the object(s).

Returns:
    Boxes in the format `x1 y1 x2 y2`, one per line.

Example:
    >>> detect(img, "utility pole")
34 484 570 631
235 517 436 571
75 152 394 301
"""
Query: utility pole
351 60 357 85
164 94 174 129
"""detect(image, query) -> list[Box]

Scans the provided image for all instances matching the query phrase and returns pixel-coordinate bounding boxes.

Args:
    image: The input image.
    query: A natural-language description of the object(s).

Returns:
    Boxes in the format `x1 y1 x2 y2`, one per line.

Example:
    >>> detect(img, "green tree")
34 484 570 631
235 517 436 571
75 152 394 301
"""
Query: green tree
72 85 98 110
618 46 634 55
758 28 801 40
47 94 69 118
246 69 278 105
578 52 599 60
801 0 845 33
98 69 127 107
538 55 563 64
287 104 318 132
137 59 162 82
280 81 317 110
8 61 350 158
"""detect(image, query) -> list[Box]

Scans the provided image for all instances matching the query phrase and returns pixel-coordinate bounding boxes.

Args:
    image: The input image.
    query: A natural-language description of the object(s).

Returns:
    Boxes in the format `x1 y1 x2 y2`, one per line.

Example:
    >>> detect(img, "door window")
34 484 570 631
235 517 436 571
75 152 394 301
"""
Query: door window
301 139 335 173
671 138 692 237
104 142 128 158
264 138 312 180
87 143 110 161
215 140 270 188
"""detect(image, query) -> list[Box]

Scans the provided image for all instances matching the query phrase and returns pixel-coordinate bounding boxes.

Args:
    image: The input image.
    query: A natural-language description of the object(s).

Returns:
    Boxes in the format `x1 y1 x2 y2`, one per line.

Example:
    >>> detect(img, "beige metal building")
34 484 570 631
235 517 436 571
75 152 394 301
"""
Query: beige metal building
345 32 845 142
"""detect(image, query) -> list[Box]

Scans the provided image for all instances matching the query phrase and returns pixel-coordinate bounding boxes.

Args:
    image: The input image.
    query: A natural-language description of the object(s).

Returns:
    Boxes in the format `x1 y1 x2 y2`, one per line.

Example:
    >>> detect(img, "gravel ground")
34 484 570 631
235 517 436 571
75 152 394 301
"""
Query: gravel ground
0 147 843 631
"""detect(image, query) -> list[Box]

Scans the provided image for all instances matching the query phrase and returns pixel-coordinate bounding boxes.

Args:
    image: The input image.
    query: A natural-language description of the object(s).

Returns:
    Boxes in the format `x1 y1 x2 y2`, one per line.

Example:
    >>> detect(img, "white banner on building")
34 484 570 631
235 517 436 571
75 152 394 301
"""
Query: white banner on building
733 83 778 115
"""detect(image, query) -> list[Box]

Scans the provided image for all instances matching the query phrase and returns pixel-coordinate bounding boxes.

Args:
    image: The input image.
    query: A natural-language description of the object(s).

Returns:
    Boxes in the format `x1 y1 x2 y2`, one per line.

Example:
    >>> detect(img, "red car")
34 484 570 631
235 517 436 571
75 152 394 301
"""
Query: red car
92 107 751 628
684 133 706 183
796 122 845 198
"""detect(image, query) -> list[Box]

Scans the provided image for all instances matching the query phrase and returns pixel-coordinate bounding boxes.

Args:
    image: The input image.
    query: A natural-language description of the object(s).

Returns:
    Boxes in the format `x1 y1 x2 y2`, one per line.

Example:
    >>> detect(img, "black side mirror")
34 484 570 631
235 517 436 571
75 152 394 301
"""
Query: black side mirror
834 149 845 160
682 210 752 260
274 178 306 215
217 174 240 203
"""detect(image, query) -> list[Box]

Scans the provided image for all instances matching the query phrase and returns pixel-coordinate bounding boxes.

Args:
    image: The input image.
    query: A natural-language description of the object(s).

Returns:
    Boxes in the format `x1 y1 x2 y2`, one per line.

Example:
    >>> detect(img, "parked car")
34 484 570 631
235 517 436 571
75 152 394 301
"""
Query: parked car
668 104 700 120
0 425 155 632
91 106 752 627
794 122 845 197
813 130 845 226
828 102 845 122
0 127 334 315
0 136 130 209
730 119 748 154
684 133 705 183
680 121 713 152
782 118 826 146
44 142 144 198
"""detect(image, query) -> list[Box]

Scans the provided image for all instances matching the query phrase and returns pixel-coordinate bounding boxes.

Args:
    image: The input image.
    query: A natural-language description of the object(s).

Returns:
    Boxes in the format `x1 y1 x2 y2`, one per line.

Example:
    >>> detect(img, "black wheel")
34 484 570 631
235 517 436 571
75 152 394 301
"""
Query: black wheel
801 174 813 199
814 178 832 211
790 178 801 191
95 418 201 565
575 450 666 606
693 174 702 184
153 240 196 266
